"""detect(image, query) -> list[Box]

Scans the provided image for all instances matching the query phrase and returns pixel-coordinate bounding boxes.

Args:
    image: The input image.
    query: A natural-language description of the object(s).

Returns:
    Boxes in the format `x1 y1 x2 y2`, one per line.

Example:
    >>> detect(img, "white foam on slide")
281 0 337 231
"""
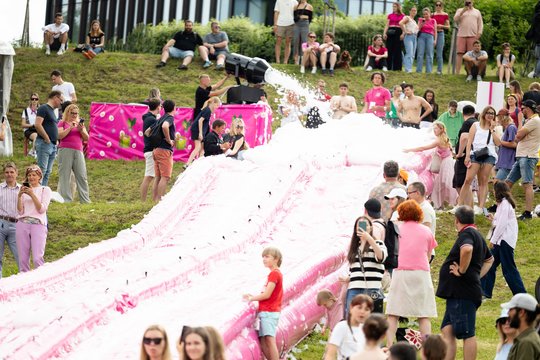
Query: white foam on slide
0 70 437 359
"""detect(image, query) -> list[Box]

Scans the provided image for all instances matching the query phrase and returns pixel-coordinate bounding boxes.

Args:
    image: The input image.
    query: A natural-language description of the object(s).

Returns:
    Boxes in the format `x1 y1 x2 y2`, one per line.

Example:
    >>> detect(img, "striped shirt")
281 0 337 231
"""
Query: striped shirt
348 240 388 290
0 182 21 218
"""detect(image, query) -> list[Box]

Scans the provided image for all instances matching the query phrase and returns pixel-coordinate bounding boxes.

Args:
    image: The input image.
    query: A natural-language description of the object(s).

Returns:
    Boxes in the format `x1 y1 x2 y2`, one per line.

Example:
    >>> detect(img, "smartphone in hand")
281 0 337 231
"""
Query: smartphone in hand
357 220 367 232
23 182 30 187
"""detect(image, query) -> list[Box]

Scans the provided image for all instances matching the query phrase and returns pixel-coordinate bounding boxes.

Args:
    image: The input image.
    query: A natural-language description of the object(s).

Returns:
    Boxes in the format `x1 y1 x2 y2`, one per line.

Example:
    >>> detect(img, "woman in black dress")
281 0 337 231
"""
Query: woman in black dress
186 97 221 166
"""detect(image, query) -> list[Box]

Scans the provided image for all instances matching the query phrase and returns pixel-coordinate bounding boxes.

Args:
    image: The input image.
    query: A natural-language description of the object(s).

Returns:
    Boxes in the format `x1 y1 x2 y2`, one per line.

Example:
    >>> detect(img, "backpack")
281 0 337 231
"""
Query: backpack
147 114 172 148
374 220 400 270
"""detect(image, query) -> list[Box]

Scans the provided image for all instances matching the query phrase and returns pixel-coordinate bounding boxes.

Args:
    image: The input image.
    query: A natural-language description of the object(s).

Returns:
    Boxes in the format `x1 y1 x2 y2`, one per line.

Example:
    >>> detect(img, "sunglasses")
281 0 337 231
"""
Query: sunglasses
497 317 510 325
436 3 442 6
143 337 163 345
309 35 316 38
236 125 244 129
71 112 79 115
31 98 39 101
486 112 495 115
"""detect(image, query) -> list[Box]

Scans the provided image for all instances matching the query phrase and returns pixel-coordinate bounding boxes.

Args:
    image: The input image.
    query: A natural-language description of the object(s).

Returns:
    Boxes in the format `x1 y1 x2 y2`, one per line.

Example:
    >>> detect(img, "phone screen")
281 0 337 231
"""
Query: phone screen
23 182 30 187
357 220 367 232
179 325 191 344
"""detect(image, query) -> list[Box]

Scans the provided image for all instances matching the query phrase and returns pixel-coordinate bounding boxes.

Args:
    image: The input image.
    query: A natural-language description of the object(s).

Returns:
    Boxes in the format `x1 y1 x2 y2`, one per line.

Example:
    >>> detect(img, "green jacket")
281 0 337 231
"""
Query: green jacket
507 327 540 360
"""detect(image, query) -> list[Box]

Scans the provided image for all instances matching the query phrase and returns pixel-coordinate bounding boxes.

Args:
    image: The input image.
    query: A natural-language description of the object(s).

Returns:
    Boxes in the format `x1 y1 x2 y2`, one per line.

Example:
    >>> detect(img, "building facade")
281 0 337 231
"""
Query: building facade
46 0 396 44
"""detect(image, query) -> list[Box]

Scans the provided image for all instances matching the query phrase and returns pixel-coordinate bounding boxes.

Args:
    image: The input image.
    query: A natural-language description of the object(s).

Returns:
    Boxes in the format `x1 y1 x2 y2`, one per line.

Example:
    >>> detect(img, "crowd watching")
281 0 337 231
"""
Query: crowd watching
2 5 540 360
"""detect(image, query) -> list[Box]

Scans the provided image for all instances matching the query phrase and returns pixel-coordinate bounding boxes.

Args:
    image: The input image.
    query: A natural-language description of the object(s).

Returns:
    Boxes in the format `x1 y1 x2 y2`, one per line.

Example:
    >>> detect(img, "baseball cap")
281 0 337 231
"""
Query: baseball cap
384 188 408 200
496 308 509 323
399 169 409 183
522 99 538 112
364 198 382 219
501 293 538 312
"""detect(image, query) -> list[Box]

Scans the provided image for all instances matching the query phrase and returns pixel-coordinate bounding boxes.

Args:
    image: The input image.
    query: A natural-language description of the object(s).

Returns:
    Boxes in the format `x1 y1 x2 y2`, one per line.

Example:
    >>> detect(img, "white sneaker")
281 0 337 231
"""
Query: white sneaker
476 75 482 81
300 65 305 74
366 66 373 71
506 82 510 88
311 66 317 74
45 48 50 55
57 48 65 56
447 206 459 214
466 75 473 82
382 66 388 71
474 205 483 215
528 71 535 79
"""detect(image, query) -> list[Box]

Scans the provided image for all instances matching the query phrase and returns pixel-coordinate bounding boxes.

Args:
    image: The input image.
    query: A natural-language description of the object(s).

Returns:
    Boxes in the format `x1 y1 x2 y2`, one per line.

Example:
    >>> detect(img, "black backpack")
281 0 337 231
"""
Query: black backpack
374 220 400 270
147 114 172 147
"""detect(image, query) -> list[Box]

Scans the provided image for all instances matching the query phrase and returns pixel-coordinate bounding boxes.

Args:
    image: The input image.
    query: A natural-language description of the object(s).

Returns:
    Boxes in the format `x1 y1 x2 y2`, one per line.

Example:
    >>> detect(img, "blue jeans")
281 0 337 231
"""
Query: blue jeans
344 288 384 317
403 34 417 72
535 44 540 78
436 31 445 73
481 241 526 298
417 32 434 73
35 138 57 186
506 156 538 184
0 220 18 277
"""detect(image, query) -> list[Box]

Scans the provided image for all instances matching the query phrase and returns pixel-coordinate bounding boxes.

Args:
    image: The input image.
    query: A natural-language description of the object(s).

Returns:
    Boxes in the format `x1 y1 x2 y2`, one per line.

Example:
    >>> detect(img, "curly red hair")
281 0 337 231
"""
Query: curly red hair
397 200 424 223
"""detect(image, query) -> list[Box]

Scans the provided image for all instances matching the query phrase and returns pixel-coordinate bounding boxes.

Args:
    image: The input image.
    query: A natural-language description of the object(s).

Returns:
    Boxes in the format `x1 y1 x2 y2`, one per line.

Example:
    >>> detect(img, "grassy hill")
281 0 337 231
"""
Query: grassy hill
3 48 540 359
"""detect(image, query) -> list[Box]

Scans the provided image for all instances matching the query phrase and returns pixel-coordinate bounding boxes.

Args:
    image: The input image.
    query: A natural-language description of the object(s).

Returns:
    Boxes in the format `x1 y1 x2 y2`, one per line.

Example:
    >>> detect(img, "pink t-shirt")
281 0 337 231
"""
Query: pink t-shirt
18 186 52 225
58 121 84 151
388 13 405 26
432 14 449 31
364 87 391 117
302 41 320 51
418 18 437 36
368 45 387 57
326 296 344 331
397 221 437 271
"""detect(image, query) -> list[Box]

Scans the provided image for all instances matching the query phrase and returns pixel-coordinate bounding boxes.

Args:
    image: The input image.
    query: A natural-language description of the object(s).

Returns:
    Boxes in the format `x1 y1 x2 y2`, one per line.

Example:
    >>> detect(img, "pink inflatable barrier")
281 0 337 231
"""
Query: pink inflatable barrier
87 102 273 162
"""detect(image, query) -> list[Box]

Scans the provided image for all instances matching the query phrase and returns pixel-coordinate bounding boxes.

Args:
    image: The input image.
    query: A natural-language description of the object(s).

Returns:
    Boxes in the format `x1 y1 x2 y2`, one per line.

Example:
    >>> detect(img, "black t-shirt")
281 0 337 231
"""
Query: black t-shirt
194 86 212 120
88 33 104 46
36 104 59 143
203 131 224 156
157 114 176 152
436 226 492 305
172 31 203 51
455 117 477 160
523 90 540 105
142 111 157 153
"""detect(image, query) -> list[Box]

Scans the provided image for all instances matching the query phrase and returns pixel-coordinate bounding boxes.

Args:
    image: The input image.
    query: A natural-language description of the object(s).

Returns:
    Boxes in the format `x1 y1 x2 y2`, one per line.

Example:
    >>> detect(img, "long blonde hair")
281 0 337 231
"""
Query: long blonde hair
89 20 104 37
204 326 227 360
480 106 496 129
433 121 451 149
229 117 245 136
139 324 172 360
203 97 221 111
63 104 80 122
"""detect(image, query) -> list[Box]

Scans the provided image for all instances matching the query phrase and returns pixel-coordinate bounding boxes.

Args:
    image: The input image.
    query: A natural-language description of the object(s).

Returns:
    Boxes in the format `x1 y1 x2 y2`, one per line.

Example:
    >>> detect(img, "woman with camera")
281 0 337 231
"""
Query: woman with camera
383 2 405 71
460 106 501 215
341 216 387 316
57 103 91 203
16 165 52 272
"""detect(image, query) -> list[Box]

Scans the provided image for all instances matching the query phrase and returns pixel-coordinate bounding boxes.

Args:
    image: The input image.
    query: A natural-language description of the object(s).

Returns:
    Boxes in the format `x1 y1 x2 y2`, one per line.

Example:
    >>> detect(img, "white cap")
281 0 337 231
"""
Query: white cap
384 188 408 200
496 308 509 322
501 293 538 312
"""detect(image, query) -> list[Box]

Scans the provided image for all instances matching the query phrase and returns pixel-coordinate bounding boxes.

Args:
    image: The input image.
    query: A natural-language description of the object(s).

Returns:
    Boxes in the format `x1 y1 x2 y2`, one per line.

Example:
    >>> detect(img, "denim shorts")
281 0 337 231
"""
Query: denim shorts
441 298 477 339
470 153 496 165
495 167 511 181
258 311 280 337
168 47 194 59
506 157 539 184
209 50 228 60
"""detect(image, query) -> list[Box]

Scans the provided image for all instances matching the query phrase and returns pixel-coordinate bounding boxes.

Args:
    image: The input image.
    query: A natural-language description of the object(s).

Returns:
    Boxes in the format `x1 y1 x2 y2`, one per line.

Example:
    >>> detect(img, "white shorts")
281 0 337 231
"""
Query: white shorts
144 151 155 177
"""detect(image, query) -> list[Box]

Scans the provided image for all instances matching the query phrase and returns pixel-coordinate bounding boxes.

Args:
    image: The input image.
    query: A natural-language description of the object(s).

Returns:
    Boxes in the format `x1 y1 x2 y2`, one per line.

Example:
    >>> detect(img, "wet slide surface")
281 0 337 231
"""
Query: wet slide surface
0 118 430 359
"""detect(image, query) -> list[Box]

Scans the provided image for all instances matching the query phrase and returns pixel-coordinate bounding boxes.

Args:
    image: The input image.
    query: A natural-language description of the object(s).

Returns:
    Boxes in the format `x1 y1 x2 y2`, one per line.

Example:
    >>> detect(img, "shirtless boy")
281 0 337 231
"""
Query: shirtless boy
330 83 358 119
398 84 432 128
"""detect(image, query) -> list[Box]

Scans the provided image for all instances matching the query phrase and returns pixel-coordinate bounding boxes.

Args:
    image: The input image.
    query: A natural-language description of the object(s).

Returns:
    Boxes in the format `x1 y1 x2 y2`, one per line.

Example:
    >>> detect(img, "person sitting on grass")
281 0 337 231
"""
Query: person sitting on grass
203 119 231 157
300 32 320 74
319 32 340 77
155 20 204 70
497 43 516 88
365 34 388 72
43 12 69 56
463 40 488 82
201 21 229 70
85 20 105 55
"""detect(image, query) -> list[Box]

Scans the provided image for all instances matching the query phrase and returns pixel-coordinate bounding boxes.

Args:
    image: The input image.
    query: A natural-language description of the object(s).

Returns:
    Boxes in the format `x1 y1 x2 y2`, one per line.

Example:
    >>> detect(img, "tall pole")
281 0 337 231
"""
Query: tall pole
21 0 30 46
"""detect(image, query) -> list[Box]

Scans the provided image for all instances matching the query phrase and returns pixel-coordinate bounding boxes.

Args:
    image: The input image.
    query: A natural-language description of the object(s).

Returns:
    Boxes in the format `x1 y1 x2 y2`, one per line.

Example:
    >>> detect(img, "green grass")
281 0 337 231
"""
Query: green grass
4 48 540 359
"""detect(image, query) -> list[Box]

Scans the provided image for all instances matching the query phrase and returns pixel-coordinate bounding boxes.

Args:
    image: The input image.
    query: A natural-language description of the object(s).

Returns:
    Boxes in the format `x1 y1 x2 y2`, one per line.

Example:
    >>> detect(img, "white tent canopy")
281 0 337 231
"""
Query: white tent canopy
0 40 15 157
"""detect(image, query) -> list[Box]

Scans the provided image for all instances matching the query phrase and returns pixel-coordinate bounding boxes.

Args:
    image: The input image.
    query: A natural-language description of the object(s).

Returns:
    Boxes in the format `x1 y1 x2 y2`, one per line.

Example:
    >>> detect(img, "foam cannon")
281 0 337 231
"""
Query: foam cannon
224 53 270 104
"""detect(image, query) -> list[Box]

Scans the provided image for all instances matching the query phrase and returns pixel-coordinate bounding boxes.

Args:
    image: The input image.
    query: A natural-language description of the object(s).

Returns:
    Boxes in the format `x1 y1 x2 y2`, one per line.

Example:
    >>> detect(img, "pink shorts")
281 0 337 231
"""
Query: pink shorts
457 36 478 54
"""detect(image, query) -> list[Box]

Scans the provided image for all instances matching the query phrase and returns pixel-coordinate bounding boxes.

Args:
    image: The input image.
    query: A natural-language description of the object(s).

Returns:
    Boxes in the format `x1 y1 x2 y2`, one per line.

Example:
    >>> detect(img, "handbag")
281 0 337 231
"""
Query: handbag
473 128 492 161
430 152 441 174
387 27 399 36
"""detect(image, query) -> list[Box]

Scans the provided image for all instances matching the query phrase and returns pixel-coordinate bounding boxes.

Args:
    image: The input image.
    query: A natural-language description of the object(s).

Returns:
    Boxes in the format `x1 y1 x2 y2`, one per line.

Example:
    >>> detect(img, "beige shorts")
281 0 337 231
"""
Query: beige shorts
144 151 155 177
276 25 294 38
457 36 478 54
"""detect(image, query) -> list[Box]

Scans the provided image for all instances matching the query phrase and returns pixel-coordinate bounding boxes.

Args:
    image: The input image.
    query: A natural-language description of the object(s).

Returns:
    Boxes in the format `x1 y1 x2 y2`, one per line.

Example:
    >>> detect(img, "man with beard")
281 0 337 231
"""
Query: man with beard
501 293 540 360
436 205 493 360
155 20 204 70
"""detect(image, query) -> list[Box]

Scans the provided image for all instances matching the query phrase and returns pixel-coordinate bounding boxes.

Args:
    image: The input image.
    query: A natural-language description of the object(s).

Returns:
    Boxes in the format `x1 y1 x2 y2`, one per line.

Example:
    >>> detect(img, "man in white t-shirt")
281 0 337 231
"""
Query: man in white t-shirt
407 181 436 234
43 12 70 56
51 70 77 103
273 0 297 64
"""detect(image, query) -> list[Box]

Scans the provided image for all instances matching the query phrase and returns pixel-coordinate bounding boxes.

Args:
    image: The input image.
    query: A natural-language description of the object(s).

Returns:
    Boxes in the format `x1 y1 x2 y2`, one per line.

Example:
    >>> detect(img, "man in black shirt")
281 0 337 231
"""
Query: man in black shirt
450 105 477 210
140 98 161 201
34 90 63 185
156 20 204 70
151 100 176 201
437 206 493 360
193 74 231 120
203 119 231 156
